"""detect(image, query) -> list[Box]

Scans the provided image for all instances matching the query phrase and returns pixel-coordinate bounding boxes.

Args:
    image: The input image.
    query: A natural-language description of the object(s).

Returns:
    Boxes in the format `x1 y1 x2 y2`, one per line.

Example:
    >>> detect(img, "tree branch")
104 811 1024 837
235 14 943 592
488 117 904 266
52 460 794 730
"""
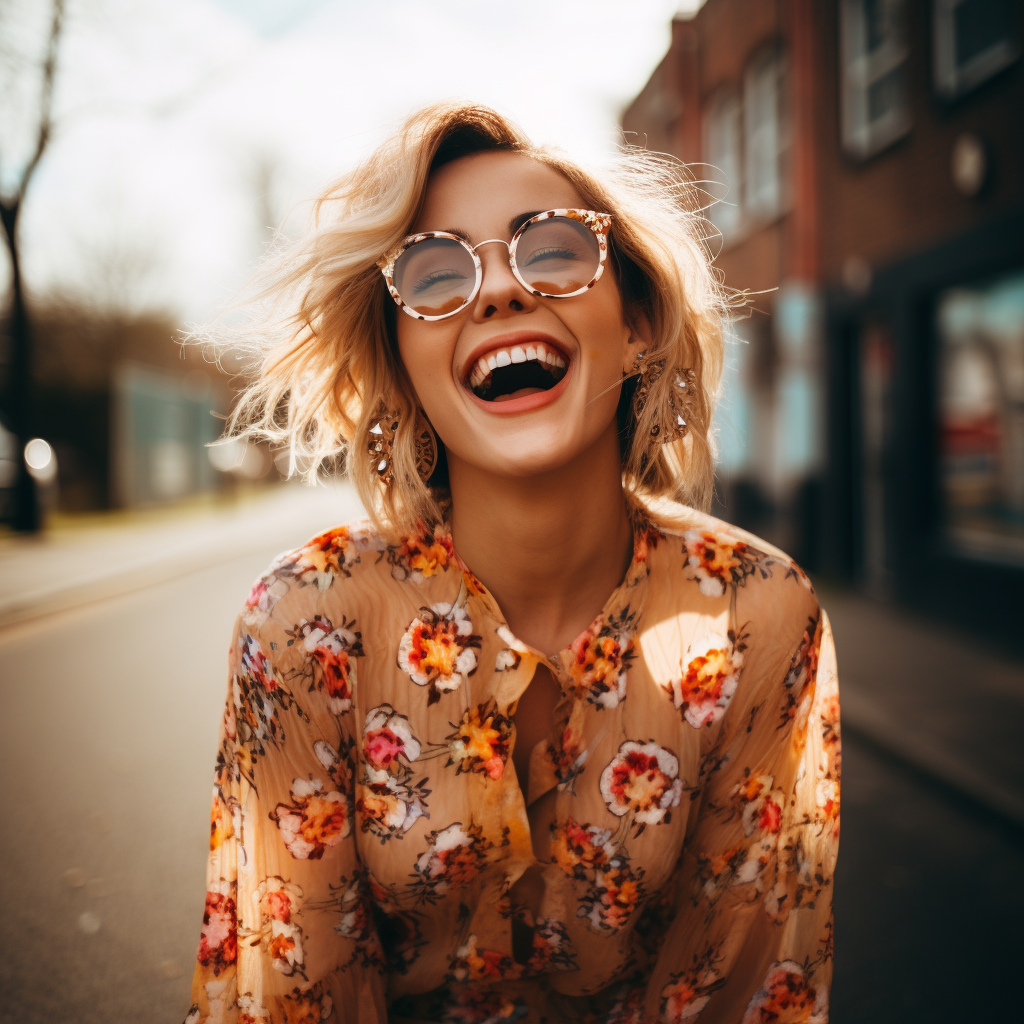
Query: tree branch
0 0 65 215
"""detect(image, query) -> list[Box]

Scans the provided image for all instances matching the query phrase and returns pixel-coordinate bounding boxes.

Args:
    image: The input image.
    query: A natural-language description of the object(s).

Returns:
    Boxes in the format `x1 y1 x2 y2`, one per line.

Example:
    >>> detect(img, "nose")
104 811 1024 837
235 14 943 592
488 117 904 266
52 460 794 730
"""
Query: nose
470 239 536 321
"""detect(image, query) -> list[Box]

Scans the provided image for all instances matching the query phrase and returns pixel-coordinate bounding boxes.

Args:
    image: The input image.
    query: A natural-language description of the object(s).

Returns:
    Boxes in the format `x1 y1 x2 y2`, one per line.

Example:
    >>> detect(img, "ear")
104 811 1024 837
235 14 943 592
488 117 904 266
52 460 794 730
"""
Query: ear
622 307 652 375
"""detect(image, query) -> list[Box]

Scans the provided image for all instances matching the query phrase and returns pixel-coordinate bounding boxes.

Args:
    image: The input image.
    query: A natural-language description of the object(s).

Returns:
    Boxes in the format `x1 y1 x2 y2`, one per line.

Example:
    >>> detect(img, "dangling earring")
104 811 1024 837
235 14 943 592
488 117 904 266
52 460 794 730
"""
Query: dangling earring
367 410 400 485
631 351 696 442
366 408 439 486
413 416 438 483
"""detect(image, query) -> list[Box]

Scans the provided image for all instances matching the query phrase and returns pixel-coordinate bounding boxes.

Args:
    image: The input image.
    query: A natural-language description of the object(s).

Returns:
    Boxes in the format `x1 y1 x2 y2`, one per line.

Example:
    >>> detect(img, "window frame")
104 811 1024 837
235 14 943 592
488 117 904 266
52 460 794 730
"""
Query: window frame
932 0 1020 99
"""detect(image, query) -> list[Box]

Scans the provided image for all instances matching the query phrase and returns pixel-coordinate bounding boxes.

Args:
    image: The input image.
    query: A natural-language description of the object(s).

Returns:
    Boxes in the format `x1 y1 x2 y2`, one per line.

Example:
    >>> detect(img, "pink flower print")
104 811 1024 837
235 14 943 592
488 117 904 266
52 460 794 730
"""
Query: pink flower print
363 704 422 769
196 881 237 976
599 741 683 826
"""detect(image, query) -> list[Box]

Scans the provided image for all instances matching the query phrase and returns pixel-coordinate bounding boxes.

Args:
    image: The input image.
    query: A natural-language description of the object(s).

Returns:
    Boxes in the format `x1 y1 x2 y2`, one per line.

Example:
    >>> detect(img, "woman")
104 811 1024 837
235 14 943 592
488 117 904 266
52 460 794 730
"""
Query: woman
186 103 840 1024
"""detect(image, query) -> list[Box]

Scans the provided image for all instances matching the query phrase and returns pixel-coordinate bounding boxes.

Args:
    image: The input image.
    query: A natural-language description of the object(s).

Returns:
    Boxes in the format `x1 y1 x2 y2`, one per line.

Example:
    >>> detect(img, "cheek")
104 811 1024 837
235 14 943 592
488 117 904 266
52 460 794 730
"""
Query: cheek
396 322 454 400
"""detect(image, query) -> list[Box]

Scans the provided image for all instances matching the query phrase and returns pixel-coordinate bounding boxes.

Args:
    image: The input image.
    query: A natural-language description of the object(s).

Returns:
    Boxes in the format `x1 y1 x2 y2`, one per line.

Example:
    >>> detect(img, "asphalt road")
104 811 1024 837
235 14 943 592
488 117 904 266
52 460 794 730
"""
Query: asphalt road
1 542 1019 1023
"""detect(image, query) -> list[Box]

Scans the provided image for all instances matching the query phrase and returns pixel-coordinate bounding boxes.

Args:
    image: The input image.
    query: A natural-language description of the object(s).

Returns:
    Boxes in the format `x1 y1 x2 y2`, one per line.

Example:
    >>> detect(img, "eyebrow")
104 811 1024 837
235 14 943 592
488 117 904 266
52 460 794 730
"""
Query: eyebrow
439 211 546 242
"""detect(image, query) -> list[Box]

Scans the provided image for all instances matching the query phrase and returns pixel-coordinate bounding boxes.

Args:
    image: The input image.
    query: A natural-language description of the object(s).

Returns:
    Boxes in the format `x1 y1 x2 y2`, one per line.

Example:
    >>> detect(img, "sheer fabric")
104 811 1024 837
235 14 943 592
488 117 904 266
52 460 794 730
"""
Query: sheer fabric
185 502 840 1024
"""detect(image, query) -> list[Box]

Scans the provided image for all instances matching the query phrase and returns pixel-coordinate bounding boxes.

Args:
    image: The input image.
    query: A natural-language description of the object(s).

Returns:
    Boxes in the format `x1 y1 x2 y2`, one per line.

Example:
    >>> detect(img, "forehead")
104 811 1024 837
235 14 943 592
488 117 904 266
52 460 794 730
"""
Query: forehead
413 150 584 237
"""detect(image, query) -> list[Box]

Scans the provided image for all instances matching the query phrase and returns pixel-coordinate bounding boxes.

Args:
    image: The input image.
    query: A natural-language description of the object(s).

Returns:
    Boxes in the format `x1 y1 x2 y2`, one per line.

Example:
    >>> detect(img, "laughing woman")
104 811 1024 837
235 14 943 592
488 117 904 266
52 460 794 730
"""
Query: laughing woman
185 104 840 1024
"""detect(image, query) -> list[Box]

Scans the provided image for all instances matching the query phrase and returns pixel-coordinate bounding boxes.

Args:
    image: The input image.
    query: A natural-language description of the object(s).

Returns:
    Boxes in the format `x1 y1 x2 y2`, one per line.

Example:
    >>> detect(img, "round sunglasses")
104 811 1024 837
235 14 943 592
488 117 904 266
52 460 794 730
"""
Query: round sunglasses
377 208 613 321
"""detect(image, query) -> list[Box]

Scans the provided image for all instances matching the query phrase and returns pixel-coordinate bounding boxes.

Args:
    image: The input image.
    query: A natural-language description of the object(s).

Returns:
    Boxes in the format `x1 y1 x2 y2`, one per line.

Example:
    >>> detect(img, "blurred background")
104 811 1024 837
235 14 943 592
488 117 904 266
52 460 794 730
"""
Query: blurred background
0 1 1020 1021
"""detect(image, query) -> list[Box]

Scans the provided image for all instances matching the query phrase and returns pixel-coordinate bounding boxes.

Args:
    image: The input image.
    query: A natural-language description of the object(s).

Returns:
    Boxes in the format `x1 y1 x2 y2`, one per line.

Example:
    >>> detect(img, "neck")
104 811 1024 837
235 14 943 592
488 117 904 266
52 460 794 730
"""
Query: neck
447 422 634 654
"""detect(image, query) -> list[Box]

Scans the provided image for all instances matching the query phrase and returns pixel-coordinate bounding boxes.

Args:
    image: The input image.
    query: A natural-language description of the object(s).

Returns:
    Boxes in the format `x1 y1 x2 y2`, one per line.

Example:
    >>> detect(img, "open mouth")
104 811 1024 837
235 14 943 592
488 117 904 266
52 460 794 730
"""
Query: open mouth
466 342 569 403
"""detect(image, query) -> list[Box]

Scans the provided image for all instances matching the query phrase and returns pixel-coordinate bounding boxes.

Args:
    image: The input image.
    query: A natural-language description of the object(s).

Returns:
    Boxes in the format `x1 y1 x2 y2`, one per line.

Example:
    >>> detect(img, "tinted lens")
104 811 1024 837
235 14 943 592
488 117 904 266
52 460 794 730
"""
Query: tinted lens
393 237 477 317
514 216 601 295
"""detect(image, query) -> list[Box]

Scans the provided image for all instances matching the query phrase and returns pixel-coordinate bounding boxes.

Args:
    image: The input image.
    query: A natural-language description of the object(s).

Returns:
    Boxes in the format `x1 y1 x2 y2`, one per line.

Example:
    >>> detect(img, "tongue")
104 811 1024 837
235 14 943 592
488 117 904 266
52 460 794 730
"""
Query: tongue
492 387 545 403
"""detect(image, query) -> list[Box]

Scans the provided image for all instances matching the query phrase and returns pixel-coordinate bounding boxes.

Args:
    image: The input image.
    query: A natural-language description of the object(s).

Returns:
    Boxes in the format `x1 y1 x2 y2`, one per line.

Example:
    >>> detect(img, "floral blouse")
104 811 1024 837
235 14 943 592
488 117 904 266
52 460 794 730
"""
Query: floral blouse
185 501 840 1024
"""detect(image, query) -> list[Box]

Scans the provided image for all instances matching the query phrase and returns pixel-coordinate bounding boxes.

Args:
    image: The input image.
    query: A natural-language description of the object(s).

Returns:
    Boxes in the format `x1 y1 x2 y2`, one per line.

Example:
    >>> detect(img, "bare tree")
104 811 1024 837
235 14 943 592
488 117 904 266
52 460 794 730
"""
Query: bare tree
0 0 65 531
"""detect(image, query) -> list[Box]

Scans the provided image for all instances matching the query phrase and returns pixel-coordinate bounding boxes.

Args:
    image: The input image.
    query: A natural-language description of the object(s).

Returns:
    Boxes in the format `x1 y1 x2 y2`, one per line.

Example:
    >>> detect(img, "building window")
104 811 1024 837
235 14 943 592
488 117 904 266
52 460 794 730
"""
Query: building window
743 48 788 221
840 0 911 159
933 0 1019 99
937 268 1024 561
704 89 743 239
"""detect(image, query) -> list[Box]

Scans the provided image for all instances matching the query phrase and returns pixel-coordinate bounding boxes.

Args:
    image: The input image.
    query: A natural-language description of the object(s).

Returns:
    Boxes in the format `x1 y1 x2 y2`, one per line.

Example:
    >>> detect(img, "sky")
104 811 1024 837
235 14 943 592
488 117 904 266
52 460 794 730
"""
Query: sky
2 0 704 323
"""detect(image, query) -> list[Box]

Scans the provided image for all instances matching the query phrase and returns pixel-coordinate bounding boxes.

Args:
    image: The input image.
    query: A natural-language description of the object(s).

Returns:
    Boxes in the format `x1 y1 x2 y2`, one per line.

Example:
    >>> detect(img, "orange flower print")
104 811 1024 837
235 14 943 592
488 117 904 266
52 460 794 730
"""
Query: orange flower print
306 873 387 971
815 777 840 830
695 838 778 903
196 880 237 976
564 610 635 709
599 741 683 827
447 933 521 982
659 947 726 1022
445 701 512 779
398 603 481 705
682 529 769 597
389 521 455 582
550 818 616 879
270 777 350 859
408 823 492 904
548 724 588 793
578 858 645 934
634 522 663 564
781 618 820 727
733 772 786 837
233 633 306 762
288 526 368 590
294 615 363 714
666 635 743 729
440 990 527 1024
239 877 306 978
741 960 827 1024
280 986 334 1024
527 918 578 973
356 704 429 841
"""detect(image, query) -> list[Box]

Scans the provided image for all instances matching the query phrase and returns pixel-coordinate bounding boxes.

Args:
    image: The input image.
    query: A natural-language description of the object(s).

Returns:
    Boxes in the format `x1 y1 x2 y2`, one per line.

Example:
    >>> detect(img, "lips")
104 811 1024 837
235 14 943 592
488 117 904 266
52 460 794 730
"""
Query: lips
461 333 572 408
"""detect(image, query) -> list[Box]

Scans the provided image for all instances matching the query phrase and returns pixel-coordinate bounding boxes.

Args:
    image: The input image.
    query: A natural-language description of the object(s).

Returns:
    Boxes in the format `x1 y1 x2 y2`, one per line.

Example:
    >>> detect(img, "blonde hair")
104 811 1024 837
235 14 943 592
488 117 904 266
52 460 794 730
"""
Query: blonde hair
210 102 728 533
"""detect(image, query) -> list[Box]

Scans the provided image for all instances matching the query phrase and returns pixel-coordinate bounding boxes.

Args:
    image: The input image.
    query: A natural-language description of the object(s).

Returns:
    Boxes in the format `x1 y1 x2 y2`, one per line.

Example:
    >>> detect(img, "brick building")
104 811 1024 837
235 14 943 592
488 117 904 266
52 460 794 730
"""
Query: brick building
624 0 1023 636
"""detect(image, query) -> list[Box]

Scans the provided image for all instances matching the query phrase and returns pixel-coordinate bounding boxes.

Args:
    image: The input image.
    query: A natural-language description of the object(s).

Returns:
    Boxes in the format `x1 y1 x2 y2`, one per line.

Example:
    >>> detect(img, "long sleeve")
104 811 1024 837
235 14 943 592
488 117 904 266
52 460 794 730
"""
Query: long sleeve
642 601 840 1024
185 605 389 1024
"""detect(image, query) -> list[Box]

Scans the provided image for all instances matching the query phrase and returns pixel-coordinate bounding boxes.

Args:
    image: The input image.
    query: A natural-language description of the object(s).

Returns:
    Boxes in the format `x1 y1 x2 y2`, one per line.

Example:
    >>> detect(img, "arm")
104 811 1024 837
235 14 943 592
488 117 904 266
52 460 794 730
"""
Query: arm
644 602 840 1023
185 605 389 1024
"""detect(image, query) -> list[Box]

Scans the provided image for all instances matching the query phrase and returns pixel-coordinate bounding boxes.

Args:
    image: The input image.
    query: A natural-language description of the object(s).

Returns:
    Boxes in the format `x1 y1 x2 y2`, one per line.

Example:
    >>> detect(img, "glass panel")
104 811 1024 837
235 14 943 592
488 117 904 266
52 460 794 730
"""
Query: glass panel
954 0 1011 68
938 268 1024 560
867 63 905 122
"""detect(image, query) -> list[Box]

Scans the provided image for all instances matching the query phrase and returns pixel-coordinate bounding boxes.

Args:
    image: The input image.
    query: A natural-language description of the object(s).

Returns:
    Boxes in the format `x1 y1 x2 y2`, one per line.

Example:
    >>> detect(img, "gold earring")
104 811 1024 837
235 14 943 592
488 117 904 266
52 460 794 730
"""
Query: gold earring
367 408 439 486
413 416 438 483
632 353 695 442
367 410 400 485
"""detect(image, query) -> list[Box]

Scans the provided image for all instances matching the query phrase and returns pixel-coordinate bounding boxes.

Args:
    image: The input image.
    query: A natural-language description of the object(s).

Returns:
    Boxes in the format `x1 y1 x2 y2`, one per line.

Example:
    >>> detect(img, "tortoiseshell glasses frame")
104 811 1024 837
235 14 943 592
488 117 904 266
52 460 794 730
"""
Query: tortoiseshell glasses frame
376 208 613 322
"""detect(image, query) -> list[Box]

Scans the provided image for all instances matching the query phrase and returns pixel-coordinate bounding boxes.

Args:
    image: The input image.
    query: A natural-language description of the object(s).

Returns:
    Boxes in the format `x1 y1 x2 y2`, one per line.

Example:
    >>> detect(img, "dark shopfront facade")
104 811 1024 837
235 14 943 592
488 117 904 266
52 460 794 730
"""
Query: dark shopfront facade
824 209 1024 641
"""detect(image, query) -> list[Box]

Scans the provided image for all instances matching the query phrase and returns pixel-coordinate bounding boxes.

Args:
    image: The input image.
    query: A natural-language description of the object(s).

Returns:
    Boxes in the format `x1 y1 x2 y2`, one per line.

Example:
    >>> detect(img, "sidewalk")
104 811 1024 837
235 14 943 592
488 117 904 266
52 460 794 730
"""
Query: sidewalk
822 587 1024 828
0 480 364 632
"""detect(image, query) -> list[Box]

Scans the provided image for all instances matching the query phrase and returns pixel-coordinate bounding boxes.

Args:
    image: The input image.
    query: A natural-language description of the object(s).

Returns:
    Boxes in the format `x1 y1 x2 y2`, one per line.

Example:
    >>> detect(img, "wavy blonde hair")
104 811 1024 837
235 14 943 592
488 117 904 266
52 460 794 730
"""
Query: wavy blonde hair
210 102 728 533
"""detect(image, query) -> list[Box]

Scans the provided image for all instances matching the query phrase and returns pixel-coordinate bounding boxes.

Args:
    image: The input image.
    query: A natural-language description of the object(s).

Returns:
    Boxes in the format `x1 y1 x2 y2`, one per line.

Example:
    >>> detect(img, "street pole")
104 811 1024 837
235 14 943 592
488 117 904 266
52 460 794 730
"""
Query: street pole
2 201 40 532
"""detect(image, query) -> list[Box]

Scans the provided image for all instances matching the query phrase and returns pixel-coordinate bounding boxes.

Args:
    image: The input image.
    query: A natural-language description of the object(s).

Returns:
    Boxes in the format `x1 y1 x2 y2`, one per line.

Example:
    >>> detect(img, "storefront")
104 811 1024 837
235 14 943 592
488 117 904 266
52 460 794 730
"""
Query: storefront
824 209 1024 638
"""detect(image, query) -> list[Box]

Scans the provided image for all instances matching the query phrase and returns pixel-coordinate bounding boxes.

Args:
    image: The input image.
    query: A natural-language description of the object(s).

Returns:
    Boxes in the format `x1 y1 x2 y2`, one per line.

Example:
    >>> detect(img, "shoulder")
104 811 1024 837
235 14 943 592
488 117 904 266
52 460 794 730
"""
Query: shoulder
642 498 819 626
235 517 388 633
235 517 465 636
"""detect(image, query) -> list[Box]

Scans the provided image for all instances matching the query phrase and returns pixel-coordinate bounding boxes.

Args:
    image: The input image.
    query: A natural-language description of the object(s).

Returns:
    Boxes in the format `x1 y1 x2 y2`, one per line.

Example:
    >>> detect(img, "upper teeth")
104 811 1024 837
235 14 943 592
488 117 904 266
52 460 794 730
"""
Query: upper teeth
468 343 567 388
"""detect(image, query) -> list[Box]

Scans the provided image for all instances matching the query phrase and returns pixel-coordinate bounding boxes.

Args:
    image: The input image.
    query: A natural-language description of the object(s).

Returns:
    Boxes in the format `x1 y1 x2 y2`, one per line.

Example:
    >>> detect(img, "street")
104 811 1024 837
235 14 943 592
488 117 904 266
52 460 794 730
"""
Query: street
0 491 1020 1023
